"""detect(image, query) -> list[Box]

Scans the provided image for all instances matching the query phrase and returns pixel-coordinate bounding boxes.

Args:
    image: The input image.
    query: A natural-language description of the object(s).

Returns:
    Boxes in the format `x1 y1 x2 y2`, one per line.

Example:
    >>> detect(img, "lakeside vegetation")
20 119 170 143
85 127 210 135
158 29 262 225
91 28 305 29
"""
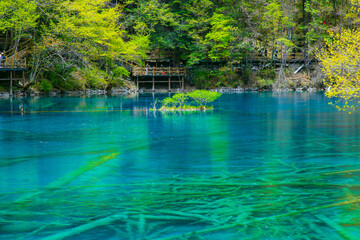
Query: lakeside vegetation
152 90 221 111
0 0 359 100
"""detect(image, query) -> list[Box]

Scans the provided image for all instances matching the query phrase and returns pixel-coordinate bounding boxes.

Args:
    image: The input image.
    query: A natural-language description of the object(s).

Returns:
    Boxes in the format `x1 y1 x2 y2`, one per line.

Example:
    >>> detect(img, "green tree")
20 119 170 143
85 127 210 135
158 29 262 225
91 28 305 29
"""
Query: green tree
28 0 150 87
316 28 360 113
162 97 176 108
172 93 188 109
0 0 38 50
204 12 235 61
188 90 221 108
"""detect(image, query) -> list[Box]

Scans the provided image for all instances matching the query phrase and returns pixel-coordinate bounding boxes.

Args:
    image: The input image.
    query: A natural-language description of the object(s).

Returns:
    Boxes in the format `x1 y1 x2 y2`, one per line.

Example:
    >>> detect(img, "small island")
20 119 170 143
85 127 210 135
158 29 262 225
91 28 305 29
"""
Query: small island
152 90 221 111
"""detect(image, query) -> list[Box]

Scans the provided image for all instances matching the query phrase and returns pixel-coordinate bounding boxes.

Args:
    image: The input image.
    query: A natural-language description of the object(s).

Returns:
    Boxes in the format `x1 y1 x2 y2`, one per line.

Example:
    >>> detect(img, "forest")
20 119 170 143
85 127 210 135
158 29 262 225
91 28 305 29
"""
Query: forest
0 0 357 93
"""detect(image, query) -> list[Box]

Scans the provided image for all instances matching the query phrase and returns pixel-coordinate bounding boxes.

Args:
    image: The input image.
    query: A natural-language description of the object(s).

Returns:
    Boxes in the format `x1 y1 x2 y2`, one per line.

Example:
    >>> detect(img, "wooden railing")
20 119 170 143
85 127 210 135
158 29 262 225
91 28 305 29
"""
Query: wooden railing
132 67 186 76
124 59 141 69
253 52 306 61
0 38 11 46
0 58 27 69
4 38 32 57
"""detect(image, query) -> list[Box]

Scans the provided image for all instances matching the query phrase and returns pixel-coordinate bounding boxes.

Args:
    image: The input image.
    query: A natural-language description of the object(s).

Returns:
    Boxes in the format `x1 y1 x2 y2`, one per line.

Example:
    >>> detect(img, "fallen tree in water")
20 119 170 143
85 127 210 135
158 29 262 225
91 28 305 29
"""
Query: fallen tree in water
2 161 360 239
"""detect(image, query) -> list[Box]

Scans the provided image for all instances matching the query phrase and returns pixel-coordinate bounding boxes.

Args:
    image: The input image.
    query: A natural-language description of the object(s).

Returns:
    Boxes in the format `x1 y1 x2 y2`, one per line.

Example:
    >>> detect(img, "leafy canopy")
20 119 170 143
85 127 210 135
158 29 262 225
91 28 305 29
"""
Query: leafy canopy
187 90 221 107
316 29 360 113
0 0 38 35
160 90 221 110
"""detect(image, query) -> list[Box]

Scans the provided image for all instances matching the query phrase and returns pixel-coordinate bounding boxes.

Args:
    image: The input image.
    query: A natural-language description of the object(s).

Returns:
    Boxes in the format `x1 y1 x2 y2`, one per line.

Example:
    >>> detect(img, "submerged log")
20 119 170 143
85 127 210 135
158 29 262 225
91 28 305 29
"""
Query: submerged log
0 221 71 234
15 152 120 202
159 197 360 240
41 214 126 240
322 168 360 175
315 215 358 240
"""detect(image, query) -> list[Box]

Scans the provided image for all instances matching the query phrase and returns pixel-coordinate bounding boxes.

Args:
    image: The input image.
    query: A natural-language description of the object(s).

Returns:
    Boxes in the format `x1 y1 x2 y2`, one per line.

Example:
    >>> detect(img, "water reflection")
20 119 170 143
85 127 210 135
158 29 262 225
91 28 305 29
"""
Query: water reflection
0 93 360 239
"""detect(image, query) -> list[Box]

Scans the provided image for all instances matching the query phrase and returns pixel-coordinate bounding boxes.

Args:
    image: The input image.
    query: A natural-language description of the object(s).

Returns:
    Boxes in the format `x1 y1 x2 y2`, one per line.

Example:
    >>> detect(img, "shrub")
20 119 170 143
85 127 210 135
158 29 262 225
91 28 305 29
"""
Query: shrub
158 90 221 111
105 67 130 88
172 93 188 109
86 68 108 89
187 90 221 107
257 79 274 89
113 67 130 78
193 67 236 89
37 79 53 93
68 67 108 90
258 68 276 80
162 97 176 108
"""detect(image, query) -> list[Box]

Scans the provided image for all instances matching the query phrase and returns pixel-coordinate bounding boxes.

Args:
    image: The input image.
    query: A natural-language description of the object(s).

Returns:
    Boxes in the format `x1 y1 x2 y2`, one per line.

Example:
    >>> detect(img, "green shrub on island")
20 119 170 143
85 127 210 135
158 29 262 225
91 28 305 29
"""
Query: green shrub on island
187 90 221 108
172 93 189 109
157 90 221 111
162 97 177 108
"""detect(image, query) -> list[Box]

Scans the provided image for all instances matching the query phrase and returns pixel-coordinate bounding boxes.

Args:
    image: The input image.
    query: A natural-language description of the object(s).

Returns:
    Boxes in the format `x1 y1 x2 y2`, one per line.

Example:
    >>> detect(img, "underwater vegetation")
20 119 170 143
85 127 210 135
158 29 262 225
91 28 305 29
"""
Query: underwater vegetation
1 93 360 240
1 154 360 239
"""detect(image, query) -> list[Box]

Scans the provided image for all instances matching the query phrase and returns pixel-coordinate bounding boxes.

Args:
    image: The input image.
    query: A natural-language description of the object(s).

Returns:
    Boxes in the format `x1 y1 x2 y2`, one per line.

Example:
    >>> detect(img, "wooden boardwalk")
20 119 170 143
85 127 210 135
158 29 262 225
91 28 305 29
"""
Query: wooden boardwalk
0 59 27 96
0 59 27 72
132 66 186 91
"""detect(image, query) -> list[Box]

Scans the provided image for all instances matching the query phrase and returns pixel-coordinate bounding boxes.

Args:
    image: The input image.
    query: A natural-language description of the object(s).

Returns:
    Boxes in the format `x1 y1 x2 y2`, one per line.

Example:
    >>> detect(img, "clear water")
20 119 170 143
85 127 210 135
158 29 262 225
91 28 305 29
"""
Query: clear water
1 92 360 239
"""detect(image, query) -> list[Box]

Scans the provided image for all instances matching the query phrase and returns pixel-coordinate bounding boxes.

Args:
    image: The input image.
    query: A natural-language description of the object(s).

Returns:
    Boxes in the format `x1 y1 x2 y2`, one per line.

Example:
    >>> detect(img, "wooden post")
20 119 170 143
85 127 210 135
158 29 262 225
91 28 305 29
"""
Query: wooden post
23 71 25 87
152 76 155 92
168 76 171 91
182 77 184 91
136 76 139 92
10 97 13 114
10 71 13 96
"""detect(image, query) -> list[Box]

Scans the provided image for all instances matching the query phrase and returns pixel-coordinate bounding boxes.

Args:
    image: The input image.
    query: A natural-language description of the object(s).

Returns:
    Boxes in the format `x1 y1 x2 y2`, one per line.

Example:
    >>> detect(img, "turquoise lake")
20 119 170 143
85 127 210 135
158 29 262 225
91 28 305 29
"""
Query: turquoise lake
1 92 360 239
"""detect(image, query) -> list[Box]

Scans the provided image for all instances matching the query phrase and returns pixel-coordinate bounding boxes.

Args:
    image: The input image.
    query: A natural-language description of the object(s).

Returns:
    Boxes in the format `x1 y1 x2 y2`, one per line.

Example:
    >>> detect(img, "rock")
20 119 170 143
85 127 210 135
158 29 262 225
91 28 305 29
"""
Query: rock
245 87 258 91
0 92 10 98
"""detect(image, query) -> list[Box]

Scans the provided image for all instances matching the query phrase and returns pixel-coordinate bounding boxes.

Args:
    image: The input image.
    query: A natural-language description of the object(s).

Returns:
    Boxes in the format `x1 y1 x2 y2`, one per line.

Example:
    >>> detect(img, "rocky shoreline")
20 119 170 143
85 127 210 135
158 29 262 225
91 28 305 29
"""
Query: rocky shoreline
0 86 322 99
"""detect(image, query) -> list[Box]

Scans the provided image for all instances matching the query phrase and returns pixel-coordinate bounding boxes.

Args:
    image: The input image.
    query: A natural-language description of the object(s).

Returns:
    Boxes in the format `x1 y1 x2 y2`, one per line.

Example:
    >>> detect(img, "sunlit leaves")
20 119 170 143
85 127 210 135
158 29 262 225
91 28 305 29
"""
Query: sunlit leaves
0 0 38 35
34 0 149 79
205 13 235 61
317 28 360 112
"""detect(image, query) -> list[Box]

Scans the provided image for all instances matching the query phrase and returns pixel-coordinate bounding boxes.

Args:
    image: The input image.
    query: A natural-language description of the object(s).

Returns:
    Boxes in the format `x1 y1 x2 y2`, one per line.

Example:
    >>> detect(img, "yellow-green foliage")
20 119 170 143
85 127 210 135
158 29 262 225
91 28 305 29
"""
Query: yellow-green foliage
187 90 221 107
36 79 53 93
172 93 188 108
162 97 176 108
257 79 274 89
316 28 360 113
48 0 149 62
70 67 108 90
0 0 38 34
159 90 221 111
194 67 235 89
1 0 149 87
205 13 235 61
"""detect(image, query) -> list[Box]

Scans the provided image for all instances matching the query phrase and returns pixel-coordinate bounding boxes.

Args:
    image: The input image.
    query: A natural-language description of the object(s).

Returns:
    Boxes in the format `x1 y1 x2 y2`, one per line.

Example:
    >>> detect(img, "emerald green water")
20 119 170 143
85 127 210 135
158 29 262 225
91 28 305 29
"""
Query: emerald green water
1 92 360 239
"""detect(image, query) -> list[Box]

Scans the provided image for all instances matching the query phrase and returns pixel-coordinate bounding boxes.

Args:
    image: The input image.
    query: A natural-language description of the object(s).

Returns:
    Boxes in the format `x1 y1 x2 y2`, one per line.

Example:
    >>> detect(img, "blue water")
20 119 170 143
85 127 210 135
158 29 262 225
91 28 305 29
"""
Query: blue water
1 92 360 239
